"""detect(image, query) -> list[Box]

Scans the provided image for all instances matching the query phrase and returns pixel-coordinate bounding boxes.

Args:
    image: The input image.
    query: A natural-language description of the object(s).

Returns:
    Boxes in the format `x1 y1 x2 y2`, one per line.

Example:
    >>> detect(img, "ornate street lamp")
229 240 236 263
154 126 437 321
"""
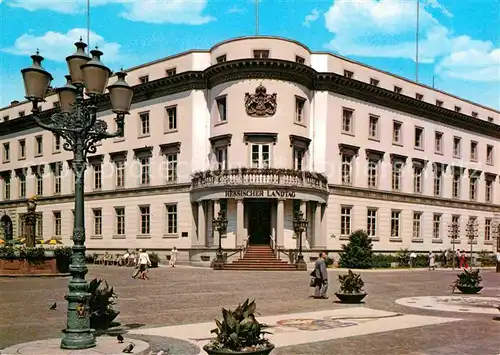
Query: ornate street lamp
448 221 459 269
212 210 228 270
466 218 479 271
293 211 308 271
21 39 133 350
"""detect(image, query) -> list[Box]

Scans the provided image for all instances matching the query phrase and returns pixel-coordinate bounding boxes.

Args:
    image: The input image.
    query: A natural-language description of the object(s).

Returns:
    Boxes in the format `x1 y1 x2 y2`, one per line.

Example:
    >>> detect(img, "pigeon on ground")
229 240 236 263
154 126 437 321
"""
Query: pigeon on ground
122 343 135 353
117 334 124 343
49 303 57 310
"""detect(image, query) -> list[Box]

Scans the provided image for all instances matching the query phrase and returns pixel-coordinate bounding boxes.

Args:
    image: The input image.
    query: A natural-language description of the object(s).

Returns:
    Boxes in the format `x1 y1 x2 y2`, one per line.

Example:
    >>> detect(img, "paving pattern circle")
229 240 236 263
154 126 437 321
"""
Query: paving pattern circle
396 295 500 314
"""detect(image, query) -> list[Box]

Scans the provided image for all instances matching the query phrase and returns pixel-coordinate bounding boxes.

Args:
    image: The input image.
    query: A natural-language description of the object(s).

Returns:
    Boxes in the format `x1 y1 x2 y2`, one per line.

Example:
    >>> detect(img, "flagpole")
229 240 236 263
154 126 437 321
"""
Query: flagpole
87 0 90 52
255 0 259 35
416 0 419 82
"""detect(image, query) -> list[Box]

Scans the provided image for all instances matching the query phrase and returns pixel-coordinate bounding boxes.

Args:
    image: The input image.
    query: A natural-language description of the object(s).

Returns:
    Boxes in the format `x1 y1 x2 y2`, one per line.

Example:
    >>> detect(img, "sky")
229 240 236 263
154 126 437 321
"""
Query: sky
0 0 499 110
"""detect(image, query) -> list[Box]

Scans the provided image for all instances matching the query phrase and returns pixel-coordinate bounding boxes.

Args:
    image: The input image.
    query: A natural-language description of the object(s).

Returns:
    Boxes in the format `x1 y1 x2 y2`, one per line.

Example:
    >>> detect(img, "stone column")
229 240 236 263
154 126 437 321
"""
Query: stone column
236 198 244 247
276 198 285 247
314 202 322 248
197 201 206 247
319 203 327 249
213 200 220 246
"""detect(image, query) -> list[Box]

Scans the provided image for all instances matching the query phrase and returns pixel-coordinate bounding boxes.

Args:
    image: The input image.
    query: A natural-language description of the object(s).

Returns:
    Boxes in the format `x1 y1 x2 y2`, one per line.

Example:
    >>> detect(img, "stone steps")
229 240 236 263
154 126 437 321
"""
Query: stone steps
225 245 298 271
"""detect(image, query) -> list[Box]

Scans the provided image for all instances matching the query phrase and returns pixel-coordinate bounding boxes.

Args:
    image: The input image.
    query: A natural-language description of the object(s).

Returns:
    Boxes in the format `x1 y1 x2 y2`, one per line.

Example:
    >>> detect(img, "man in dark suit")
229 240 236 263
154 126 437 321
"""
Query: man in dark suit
313 252 329 299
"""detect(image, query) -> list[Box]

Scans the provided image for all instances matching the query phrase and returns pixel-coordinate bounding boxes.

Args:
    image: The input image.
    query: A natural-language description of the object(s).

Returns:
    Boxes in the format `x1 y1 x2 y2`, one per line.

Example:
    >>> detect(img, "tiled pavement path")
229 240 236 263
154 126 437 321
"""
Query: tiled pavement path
1 265 499 354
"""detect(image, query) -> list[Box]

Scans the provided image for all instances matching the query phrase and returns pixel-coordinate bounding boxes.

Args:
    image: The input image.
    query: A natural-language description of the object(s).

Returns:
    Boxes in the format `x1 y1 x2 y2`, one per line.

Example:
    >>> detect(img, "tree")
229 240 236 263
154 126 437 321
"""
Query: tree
339 230 373 269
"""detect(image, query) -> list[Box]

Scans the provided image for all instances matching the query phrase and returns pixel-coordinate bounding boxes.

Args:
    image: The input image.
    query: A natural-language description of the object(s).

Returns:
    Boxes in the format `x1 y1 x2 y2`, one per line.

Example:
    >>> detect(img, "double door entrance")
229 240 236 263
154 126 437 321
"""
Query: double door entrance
246 200 272 245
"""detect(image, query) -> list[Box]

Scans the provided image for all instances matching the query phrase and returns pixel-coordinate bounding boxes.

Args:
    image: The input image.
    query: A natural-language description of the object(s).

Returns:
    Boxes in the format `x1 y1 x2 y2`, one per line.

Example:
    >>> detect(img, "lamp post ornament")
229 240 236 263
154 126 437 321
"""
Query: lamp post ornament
293 211 308 271
21 39 133 350
466 218 478 271
448 221 459 269
213 210 228 270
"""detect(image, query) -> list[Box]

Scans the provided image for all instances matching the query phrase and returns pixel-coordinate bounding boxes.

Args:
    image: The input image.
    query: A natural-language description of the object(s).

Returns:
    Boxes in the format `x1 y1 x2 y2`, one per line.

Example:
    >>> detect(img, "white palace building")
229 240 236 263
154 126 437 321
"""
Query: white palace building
0 36 499 266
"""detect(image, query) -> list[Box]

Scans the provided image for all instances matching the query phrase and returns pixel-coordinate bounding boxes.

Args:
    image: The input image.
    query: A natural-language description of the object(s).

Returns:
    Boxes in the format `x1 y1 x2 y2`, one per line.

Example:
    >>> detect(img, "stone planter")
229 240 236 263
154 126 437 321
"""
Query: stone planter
335 292 367 303
456 285 483 294
203 345 275 355
0 257 58 275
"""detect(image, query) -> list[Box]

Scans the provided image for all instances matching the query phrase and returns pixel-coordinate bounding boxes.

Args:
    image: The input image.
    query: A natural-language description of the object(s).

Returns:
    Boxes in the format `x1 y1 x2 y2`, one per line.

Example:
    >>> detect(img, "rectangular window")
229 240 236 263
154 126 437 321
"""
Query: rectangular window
454 106 461 113
251 144 270 168
469 177 478 200
368 115 379 139
413 166 422 193
470 141 478 161
452 172 461 199
165 204 178 234
435 132 443 153
485 218 492 241
166 106 177 131
216 146 228 170
414 127 424 149
342 108 353 134
53 211 61 236
115 160 125 188
216 97 227 122
485 180 493 203
139 75 149 84
452 215 460 238
3 143 10 162
487 145 494 165
391 210 401 239
416 93 423 101
453 137 461 158
295 55 305 64
393 121 402 144
53 163 62 194
18 173 26 198
295 97 305 123
340 206 352 237
471 111 478 118
93 163 102 190
18 111 25 117
394 86 402 94
216 55 227 63
433 214 441 239
18 139 26 159
165 153 178 182
139 112 150 136
53 133 61 152
35 135 43 156
139 206 150 235
343 70 353 78
412 212 422 239
36 172 43 195
165 68 176 76
253 50 269 58
392 161 402 191
436 100 443 107
36 214 43 238
3 176 10 200
115 207 125 235
434 168 442 196
140 157 150 185
341 154 352 185
366 208 377 238
293 147 304 171
93 209 102 236
367 160 378 188
370 78 379 86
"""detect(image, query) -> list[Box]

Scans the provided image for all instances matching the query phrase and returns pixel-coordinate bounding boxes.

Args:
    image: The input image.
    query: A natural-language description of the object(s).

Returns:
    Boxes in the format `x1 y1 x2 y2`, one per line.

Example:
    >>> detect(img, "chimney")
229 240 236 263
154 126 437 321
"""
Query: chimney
10 100 20 106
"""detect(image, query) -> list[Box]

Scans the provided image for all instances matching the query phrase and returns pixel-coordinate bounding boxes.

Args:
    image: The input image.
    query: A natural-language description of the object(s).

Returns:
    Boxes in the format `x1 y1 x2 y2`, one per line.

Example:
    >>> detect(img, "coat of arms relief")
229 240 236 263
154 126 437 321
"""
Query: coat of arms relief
245 84 277 117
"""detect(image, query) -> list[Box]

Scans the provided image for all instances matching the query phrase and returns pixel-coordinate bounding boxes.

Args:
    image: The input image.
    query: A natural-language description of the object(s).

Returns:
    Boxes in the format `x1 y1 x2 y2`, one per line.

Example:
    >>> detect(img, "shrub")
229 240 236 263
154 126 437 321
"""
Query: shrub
339 230 373 269
396 249 411 267
338 269 365 294
148 252 160 268
206 299 273 353
371 254 394 268
0 246 16 259
415 254 429 268
88 278 119 330
478 250 495 266
54 246 72 273
20 247 45 264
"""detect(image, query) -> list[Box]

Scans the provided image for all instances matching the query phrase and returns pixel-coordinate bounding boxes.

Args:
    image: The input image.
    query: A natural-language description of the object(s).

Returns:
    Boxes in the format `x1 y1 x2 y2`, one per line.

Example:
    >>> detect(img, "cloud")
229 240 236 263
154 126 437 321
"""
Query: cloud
227 5 246 14
3 28 121 63
437 47 500 82
6 0 215 25
323 0 499 82
303 8 320 27
424 0 453 18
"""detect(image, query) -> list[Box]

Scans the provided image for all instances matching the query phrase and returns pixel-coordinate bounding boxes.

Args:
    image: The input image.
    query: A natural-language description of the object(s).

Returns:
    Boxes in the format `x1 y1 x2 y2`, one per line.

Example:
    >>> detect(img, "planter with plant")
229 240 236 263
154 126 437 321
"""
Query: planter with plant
88 278 120 330
335 269 367 303
451 269 483 294
204 299 274 355
54 246 72 273
148 252 160 268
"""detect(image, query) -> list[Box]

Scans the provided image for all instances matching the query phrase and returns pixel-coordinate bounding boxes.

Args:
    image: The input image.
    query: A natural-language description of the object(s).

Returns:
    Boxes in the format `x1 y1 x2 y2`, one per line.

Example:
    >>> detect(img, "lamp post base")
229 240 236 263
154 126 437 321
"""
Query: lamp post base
213 252 225 270
496 261 500 273
60 329 96 350
295 254 307 271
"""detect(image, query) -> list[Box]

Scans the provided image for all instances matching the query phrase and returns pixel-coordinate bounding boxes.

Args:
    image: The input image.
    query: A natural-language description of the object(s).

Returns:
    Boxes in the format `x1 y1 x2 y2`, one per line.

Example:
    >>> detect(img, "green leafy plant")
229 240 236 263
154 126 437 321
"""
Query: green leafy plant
338 269 365 294
371 254 396 268
0 246 16 259
54 246 72 273
148 252 160 268
20 247 46 264
206 299 273 353
88 278 120 330
451 269 482 292
478 250 495 266
339 230 373 269
396 249 411 267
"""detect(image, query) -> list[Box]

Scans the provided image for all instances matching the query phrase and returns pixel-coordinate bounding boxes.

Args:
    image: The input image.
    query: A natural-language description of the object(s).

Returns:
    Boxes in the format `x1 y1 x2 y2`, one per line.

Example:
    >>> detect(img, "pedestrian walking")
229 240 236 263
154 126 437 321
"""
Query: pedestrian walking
460 250 468 269
410 251 417 268
428 251 436 271
311 252 329 299
456 249 460 269
137 249 152 280
496 250 500 273
132 249 141 278
443 250 449 268
170 246 179 267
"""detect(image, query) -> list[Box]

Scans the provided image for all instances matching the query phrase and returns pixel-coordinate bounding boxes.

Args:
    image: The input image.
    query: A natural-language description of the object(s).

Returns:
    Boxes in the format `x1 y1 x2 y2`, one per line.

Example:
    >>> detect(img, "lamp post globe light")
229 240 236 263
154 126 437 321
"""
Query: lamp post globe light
293 211 308 271
21 39 133 350
213 211 228 270
448 221 459 269
466 218 479 271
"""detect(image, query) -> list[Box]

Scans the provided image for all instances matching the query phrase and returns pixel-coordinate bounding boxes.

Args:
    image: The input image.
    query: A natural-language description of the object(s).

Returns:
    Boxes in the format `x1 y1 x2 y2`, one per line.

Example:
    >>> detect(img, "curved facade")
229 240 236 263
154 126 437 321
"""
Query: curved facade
0 36 499 265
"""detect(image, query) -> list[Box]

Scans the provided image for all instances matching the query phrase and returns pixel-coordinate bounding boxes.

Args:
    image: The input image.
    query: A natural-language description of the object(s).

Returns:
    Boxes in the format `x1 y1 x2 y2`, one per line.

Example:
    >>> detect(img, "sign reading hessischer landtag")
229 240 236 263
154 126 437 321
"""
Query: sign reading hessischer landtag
225 189 296 198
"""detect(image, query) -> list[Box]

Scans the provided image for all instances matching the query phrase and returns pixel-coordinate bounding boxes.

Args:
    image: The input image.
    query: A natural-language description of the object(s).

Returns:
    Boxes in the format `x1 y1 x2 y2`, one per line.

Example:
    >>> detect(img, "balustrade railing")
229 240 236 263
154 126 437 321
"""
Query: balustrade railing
191 168 328 191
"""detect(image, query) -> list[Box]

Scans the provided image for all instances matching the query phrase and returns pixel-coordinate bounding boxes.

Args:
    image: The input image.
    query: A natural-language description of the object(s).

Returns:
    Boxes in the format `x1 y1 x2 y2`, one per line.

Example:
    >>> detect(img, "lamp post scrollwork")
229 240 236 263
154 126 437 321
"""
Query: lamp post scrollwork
465 218 479 271
212 210 228 270
448 221 459 269
21 39 133 350
293 211 308 271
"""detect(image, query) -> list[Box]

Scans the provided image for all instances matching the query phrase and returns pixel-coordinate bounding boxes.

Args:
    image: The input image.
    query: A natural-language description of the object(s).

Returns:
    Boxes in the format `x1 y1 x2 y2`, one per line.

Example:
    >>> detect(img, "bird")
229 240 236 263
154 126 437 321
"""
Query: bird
49 303 57 310
117 334 124 343
122 343 135 353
